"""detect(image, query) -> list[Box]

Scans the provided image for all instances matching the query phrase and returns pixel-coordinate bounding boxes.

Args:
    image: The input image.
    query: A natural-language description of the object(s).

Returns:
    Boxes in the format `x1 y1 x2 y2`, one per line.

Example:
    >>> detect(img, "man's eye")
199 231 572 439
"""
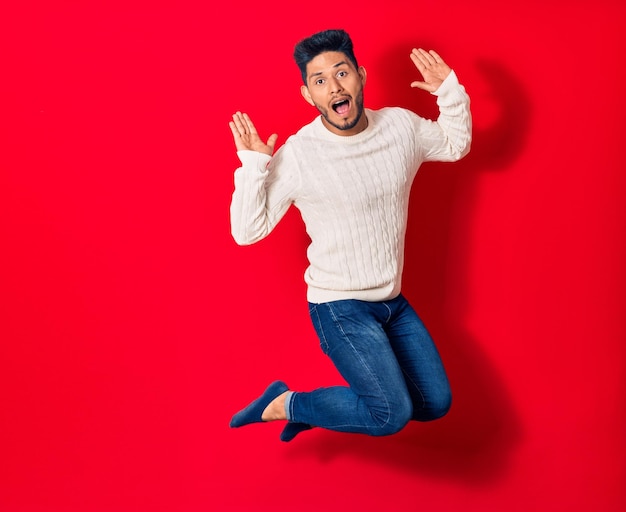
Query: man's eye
337 71 347 78
315 79 325 85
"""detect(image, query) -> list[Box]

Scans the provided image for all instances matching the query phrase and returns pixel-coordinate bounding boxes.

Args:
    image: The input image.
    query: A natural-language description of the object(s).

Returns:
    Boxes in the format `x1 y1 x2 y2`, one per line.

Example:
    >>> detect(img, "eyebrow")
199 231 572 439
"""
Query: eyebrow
309 61 349 80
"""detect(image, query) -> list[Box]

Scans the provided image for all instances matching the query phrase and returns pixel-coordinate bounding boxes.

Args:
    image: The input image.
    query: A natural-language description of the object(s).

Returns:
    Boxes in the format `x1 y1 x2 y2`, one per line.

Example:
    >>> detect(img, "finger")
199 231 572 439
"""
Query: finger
410 51 427 75
266 133 278 151
413 48 433 62
229 120 240 138
410 80 434 92
242 113 258 136
410 48 425 64
410 48 434 73
229 120 249 151
429 50 444 64
232 112 247 135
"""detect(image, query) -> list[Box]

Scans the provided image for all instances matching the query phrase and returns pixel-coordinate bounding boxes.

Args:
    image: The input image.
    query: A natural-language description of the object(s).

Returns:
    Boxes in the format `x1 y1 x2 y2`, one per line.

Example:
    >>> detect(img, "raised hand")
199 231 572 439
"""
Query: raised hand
409 48 452 92
229 111 278 156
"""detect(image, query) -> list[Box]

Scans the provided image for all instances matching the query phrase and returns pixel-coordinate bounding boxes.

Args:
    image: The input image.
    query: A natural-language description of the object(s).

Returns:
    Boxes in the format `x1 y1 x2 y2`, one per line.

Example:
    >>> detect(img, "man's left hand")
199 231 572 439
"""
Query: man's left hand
409 48 451 92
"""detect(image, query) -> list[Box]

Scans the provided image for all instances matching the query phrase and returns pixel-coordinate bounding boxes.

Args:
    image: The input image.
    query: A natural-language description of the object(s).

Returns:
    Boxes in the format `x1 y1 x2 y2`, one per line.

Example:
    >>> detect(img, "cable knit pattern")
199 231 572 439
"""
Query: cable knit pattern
230 71 471 303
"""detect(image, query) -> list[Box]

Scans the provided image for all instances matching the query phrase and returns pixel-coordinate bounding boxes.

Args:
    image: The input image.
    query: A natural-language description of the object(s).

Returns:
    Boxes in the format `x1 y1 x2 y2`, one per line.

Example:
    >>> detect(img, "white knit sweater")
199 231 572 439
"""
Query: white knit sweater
230 71 471 303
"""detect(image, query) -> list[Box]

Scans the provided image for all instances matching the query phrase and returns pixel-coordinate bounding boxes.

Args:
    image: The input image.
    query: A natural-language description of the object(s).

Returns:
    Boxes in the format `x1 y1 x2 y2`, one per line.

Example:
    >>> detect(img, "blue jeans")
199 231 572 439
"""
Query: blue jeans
285 294 451 436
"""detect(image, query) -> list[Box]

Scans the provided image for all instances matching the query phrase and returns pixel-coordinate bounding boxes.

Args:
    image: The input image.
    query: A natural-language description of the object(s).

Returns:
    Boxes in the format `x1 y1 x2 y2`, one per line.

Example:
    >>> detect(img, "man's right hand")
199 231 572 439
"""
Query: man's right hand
229 112 278 156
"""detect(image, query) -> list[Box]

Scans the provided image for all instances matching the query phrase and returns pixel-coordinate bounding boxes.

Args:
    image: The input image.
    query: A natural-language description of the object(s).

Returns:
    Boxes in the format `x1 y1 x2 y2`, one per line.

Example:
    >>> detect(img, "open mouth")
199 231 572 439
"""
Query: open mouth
332 99 350 116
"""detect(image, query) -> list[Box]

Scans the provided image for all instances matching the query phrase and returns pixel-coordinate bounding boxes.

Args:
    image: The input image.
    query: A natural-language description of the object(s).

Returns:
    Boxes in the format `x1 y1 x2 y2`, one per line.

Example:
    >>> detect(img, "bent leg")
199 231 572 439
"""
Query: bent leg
385 295 452 421
287 300 413 436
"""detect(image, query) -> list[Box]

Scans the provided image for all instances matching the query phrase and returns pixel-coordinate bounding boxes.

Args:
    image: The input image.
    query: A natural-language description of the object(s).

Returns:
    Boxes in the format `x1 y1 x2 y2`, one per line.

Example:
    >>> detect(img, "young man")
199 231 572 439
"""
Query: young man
228 29 471 442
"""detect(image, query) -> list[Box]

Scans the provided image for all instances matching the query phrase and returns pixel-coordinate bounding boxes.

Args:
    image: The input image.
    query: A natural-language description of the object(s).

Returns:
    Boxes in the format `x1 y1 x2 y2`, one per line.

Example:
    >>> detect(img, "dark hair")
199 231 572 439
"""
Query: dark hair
293 29 359 84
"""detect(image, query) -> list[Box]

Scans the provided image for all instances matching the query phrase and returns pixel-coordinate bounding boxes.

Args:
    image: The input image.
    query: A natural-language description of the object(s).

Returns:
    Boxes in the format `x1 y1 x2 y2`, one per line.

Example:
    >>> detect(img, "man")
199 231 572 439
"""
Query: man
228 29 471 442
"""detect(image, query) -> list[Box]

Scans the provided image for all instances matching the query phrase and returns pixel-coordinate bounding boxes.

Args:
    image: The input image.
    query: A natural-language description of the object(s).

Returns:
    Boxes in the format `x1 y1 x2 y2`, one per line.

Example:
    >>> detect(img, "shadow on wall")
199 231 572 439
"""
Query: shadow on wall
285 52 531 485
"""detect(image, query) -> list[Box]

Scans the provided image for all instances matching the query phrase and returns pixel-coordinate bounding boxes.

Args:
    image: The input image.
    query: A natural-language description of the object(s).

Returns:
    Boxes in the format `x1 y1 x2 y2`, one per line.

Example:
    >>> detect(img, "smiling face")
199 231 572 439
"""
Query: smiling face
300 51 368 136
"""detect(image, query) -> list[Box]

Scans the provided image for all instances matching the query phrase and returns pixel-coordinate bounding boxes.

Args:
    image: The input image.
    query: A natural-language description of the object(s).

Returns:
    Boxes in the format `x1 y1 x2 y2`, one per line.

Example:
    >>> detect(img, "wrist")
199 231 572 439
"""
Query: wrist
237 150 272 171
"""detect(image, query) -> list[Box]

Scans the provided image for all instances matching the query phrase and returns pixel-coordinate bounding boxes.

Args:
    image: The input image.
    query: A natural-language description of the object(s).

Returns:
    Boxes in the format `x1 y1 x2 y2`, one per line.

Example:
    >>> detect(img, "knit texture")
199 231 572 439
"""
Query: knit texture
230 71 471 303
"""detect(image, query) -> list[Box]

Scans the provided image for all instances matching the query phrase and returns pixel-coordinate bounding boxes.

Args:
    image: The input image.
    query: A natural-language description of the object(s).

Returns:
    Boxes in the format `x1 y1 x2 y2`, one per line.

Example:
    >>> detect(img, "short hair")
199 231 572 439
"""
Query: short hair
294 29 359 84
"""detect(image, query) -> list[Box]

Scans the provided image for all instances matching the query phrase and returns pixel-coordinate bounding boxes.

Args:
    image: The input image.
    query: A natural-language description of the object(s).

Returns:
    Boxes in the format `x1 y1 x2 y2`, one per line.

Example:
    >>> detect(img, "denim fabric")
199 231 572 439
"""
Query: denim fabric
287 294 451 436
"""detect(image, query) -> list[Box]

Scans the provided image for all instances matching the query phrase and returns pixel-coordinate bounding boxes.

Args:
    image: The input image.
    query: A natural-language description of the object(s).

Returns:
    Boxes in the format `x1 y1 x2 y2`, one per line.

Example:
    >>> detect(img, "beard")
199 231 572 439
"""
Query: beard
315 89 365 132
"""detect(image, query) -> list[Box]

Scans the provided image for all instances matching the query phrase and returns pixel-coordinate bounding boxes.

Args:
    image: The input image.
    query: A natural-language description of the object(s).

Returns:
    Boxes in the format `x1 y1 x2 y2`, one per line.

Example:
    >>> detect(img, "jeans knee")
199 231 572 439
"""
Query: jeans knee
431 399 451 420
421 389 452 421
372 395 413 436
436 388 452 418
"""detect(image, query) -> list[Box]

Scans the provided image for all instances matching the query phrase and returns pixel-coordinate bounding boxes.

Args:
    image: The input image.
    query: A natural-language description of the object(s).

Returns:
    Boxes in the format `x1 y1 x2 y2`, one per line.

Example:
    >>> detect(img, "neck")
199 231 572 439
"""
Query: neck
321 110 369 137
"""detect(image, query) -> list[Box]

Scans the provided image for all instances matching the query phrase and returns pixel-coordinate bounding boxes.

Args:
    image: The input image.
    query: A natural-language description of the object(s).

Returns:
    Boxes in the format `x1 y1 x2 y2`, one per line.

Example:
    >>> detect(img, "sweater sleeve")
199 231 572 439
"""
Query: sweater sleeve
229 147 299 245
418 70 472 162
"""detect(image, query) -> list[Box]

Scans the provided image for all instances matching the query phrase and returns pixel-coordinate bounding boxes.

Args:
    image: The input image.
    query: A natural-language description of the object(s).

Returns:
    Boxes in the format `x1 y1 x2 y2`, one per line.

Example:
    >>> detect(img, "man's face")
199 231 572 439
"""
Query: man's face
301 51 368 136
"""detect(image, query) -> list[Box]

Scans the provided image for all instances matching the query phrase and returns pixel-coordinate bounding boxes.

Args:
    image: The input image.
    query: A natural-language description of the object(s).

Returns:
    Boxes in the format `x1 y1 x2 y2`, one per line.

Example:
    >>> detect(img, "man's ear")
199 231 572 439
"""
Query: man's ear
300 85 315 106
358 66 367 87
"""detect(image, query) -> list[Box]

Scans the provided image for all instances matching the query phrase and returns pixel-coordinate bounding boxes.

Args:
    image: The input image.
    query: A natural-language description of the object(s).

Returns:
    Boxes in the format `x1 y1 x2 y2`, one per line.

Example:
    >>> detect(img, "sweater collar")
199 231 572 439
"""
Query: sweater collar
312 108 375 143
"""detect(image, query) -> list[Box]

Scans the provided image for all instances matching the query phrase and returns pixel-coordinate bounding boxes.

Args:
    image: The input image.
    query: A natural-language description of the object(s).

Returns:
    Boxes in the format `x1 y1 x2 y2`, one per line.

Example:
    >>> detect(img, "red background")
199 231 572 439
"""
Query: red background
1 1 625 511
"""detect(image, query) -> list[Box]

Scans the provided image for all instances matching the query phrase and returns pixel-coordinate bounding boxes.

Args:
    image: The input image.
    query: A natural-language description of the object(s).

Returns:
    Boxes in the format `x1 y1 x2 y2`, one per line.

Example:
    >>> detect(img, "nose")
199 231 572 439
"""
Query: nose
328 77 343 93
